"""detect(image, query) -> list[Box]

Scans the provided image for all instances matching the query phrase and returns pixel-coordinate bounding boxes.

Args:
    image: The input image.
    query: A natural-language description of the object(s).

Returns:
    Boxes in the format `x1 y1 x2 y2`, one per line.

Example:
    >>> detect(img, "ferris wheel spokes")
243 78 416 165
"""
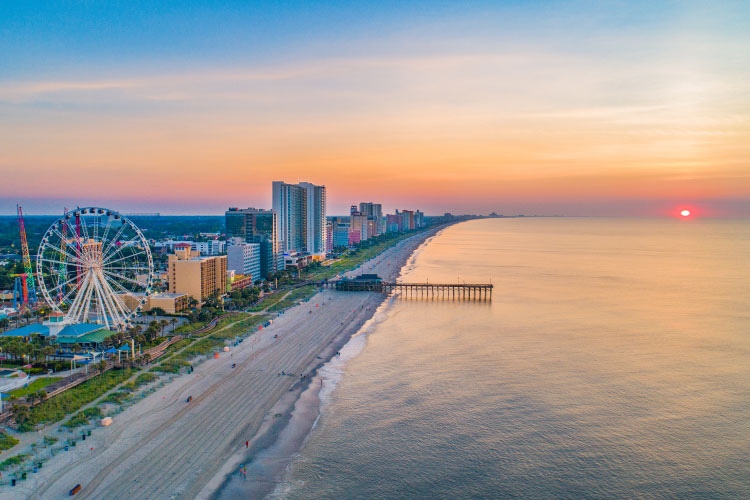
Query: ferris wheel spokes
36 207 154 331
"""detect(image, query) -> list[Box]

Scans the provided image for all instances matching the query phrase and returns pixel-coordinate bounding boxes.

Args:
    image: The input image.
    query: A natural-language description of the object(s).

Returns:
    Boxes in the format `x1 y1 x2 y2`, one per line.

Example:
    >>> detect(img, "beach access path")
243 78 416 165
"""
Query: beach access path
7 227 442 500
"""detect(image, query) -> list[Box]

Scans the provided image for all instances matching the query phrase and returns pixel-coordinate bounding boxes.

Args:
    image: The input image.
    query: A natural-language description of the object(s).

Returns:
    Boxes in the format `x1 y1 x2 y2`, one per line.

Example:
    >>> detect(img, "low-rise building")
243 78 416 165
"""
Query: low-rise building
55 325 118 351
118 292 190 314
191 240 226 256
228 273 254 292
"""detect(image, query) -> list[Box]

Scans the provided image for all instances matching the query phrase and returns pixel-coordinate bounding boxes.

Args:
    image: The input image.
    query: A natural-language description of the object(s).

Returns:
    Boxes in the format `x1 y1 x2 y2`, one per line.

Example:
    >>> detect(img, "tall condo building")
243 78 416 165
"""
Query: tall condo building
272 182 306 255
225 207 283 279
359 202 382 219
272 181 327 259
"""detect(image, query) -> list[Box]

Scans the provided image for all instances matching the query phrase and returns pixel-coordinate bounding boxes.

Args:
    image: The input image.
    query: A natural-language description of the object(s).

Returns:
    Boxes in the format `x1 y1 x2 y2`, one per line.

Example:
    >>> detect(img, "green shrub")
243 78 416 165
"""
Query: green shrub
65 406 102 428
102 390 131 405
133 372 157 388
0 431 19 451
18 368 134 432
151 359 190 374
0 454 27 471
267 286 317 312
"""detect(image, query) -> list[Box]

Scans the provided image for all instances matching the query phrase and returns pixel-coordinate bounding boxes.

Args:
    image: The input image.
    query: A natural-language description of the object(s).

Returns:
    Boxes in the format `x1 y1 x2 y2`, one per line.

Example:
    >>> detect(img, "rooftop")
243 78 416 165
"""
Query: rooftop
58 323 105 337
0 324 49 337
55 328 118 345
1 321 105 338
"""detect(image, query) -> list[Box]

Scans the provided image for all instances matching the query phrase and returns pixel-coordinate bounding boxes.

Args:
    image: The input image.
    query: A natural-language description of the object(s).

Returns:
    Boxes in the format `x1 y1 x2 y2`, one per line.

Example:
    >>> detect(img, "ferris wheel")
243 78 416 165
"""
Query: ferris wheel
36 207 154 330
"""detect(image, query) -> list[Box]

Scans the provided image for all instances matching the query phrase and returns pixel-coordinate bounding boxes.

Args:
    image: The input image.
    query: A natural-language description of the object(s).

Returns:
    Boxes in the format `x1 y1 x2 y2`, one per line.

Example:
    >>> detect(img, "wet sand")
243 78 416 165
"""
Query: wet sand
7 227 445 500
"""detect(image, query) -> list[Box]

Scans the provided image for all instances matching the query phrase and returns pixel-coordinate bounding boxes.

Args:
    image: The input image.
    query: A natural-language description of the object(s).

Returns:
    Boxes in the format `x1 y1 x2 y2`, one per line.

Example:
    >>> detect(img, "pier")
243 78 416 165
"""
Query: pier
321 276 493 300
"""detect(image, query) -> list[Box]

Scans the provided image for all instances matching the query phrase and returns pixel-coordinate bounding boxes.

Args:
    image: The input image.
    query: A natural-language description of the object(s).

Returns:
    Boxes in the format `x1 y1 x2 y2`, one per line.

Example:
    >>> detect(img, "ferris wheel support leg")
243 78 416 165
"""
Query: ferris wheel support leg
96 272 128 329
100 273 128 322
90 276 112 330
80 276 97 323
65 272 88 322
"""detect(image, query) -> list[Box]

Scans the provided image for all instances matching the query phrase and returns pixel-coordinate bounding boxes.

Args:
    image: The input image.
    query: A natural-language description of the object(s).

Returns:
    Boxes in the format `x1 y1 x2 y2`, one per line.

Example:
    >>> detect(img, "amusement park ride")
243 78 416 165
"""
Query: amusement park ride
11 205 37 310
10 206 155 331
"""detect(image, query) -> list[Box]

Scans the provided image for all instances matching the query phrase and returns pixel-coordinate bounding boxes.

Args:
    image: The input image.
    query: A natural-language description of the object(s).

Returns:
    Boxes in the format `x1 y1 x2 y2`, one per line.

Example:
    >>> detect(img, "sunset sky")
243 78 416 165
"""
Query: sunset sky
1 1 749 216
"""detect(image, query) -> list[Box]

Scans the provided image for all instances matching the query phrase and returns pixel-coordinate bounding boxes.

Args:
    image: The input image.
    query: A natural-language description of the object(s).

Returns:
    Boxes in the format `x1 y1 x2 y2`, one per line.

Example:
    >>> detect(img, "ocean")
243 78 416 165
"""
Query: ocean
268 217 750 499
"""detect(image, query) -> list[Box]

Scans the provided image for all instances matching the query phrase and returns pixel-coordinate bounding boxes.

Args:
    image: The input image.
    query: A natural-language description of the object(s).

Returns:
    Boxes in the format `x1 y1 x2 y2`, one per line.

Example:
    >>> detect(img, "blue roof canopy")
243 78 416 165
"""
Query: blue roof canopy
0 324 50 337
57 323 104 338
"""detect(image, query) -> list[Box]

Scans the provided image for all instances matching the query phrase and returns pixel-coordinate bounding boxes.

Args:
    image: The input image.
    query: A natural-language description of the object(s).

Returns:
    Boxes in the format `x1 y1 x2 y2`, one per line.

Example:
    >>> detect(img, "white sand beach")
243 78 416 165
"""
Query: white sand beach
5 227 443 500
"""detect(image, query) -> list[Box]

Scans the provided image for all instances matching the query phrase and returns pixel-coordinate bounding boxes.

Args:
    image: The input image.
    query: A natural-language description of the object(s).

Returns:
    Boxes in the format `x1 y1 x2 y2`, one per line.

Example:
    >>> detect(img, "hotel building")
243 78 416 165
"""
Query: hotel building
168 246 227 302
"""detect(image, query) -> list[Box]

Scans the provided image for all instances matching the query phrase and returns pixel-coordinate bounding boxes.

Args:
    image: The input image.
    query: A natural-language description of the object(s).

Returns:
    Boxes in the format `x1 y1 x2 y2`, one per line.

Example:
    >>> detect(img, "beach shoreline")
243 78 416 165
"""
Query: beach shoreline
6 224 449 500
210 292 399 500
208 226 446 499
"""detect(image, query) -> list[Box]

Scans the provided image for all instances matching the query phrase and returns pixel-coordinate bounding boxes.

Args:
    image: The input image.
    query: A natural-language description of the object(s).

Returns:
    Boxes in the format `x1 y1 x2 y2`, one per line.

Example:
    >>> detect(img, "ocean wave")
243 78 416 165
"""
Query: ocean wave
317 293 399 410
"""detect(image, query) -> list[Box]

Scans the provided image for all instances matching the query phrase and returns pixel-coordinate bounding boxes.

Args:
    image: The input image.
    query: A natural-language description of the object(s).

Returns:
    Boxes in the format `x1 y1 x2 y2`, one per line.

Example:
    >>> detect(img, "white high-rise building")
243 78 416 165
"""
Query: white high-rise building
272 181 327 259
299 182 326 257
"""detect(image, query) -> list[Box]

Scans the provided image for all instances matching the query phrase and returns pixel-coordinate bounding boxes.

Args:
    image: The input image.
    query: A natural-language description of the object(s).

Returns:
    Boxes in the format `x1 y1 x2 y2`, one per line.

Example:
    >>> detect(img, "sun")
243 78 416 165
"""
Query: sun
680 209 691 217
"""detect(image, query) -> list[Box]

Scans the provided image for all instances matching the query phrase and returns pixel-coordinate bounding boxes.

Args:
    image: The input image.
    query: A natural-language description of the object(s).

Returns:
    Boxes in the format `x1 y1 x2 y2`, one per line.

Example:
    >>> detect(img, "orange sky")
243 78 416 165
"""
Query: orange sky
1 2 749 215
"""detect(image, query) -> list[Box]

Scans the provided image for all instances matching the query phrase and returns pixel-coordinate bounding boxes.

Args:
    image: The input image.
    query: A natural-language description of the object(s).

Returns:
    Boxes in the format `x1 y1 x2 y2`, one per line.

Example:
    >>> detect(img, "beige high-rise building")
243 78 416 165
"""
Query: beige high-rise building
168 246 227 302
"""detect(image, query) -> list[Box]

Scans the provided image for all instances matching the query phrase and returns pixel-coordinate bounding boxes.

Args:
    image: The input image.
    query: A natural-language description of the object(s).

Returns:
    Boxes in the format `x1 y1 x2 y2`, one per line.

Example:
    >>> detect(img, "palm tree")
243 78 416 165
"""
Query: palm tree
11 403 30 427
170 317 178 333
41 345 56 370
159 320 168 337
72 343 81 354
36 389 47 403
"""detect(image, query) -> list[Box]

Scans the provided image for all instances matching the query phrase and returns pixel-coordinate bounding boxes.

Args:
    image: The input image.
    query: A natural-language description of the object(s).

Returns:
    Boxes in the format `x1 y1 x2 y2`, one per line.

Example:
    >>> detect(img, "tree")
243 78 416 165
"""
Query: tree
72 343 81 354
36 389 47 402
96 360 106 375
42 345 56 369
11 404 30 427
159 320 168 337
151 307 166 317
0 318 9 330
170 317 178 332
